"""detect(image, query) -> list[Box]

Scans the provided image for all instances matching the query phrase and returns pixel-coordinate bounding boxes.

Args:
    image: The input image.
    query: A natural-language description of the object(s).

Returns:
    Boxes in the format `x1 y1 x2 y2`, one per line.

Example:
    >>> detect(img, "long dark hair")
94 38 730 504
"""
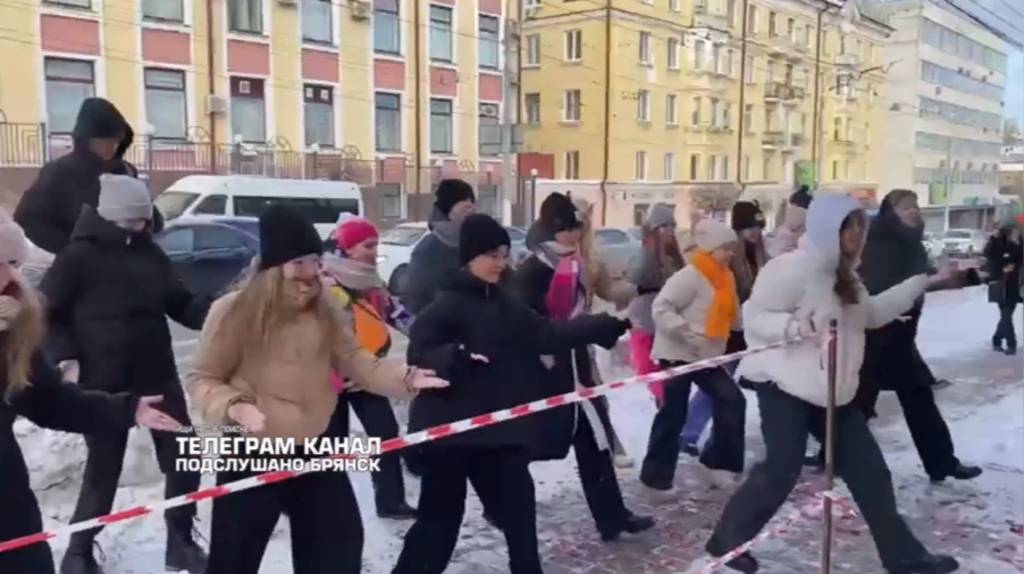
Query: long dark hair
834 210 865 305
642 224 683 273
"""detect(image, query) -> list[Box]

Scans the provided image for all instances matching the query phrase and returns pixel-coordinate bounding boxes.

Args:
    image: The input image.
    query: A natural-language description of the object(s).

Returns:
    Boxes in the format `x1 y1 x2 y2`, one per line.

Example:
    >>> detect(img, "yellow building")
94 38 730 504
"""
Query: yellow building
519 0 890 227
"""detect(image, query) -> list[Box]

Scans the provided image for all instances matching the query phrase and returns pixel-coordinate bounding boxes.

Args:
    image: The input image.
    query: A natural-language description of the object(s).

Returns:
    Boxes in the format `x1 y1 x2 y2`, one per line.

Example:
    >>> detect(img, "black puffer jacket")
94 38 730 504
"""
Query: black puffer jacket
406 271 625 449
984 230 1023 305
401 207 460 315
14 98 161 254
39 207 209 394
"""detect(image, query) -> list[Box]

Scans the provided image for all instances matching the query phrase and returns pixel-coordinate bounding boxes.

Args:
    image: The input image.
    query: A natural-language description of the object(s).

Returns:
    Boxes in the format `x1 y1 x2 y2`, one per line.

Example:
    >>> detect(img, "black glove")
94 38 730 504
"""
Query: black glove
589 314 631 349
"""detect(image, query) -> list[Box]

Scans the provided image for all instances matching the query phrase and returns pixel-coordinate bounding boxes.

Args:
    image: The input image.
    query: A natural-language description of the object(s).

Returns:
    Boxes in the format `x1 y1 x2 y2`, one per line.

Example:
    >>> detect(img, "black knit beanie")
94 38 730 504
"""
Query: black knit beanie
434 179 476 217
459 214 510 265
731 200 766 231
539 193 581 235
258 205 323 270
790 185 812 209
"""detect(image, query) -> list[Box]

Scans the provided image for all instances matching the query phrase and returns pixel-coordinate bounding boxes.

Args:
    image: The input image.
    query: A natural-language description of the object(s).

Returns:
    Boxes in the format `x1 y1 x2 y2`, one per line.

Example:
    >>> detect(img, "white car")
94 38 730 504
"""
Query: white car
921 231 944 262
941 228 988 258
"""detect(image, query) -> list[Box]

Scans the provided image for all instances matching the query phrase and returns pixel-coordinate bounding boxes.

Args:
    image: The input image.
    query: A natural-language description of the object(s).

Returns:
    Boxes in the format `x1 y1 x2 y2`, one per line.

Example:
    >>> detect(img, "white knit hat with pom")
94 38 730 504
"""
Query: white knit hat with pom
0 209 29 268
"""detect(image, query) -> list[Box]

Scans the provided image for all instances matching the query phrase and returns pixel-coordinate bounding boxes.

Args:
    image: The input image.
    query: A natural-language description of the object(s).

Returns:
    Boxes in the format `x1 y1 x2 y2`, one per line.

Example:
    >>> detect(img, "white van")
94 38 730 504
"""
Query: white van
155 175 363 240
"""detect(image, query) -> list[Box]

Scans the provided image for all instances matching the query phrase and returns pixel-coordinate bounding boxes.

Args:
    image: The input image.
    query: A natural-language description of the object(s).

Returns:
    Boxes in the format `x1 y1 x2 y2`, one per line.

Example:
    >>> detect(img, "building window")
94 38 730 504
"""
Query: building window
639 31 652 65
690 154 700 180
722 155 729 180
695 40 706 70
479 103 500 156
429 5 453 63
47 0 90 7
635 151 647 180
763 157 771 180
666 94 678 125
479 15 500 70
766 60 775 83
430 98 453 153
670 0 680 11
563 89 581 122
374 92 401 152
745 55 755 83
565 150 580 179
230 77 266 143
142 0 183 23
744 104 753 133
374 0 400 55
832 160 839 180
525 34 541 66
787 18 795 42
768 11 777 37
743 155 751 180
565 29 582 62
747 5 757 35
691 97 701 127
712 44 721 74
304 85 334 147
525 93 541 124
710 98 719 127
707 155 717 180
144 68 187 140
45 58 95 134
668 37 680 70
727 0 736 26
723 102 731 130
228 0 262 34
637 90 650 122
664 152 675 180
834 117 842 140
302 0 332 44
725 49 734 77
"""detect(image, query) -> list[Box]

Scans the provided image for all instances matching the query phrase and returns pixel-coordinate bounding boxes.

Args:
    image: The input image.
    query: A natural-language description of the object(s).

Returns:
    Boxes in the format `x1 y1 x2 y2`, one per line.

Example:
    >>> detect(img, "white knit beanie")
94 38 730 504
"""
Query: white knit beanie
97 174 152 222
0 210 29 267
694 218 737 252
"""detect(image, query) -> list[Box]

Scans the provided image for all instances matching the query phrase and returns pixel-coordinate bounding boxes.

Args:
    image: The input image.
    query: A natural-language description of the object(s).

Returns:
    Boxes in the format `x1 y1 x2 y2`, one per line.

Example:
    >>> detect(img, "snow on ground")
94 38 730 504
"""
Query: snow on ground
12 288 1024 573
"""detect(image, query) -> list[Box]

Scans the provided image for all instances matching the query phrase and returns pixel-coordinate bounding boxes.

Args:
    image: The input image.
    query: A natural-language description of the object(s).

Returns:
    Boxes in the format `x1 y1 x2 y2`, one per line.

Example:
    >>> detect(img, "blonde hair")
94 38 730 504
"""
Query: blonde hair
571 197 603 299
3 277 45 402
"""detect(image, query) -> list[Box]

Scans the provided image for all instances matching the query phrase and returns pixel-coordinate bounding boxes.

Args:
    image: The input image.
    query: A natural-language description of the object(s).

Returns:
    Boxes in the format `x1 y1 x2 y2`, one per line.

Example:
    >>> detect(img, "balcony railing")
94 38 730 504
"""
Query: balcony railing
692 5 731 30
763 132 804 150
834 53 861 68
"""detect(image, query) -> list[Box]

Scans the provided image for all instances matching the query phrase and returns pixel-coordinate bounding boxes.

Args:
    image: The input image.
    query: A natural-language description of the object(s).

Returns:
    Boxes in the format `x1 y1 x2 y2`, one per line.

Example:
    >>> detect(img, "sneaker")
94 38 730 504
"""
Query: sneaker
613 453 635 469
887 553 958 574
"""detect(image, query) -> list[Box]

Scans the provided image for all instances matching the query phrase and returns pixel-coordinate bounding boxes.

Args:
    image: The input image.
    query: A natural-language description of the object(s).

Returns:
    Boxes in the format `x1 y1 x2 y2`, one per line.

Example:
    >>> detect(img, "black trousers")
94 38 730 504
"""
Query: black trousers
67 387 199 551
0 492 55 574
205 468 363 574
707 385 929 570
641 361 746 485
345 390 409 512
994 302 1019 349
392 446 541 574
572 401 630 537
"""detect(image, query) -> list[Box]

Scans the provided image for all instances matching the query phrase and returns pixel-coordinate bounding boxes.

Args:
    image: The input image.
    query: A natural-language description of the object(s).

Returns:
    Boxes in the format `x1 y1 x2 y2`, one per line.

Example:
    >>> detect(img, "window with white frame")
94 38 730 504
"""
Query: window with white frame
727 0 737 26
45 58 95 134
143 0 183 22
832 160 839 180
722 155 729 180
712 44 721 74
767 60 775 83
375 92 401 152
565 29 582 62
304 84 334 147
769 11 777 37
229 0 262 34
479 15 500 70
763 157 771 180
707 155 717 180
637 90 650 122
670 0 680 11
525 34 541 66
635 151 647 180
744 104 753 133
747 5 758 35
668 37 680 70
694 40 706 71
430 98 453 153
302 0 332 44
664 152 675 180
743 155 751 180
745 54 755 83
666 94 678 125
691 97 701 127
690 154 699 180
429 5 453 63
725 49 734 77
639 31 652 65
144 68 187 140
565 150 580 179
48 0 90 8
230 77 266 143
710 98 719 127
525 93 541 124
374 0 400 55
479 103 500 156
563 89 581 122
723 102 731 130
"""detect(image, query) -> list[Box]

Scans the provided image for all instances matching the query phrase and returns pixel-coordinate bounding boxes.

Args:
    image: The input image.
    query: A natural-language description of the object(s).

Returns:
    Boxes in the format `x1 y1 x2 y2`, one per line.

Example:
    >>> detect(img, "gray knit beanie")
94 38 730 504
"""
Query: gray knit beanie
97 174 152 222
645 203 676 230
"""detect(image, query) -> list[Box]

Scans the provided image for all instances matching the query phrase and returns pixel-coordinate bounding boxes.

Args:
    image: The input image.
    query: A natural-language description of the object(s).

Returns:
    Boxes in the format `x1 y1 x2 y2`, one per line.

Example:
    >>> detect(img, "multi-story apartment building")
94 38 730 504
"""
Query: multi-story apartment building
0 0 512 220
867 0 1012 225
519 0 889 227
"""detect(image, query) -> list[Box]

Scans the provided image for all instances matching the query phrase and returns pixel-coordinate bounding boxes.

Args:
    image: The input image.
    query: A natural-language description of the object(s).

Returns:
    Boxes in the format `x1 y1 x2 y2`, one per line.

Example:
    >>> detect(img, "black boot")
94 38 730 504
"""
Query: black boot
723 552 759 573
60 541 105 574
887 553 959 574
377 501 417 520
930 463 983 483
600 512 656 541
1006 346 1018 356
166 520 207 574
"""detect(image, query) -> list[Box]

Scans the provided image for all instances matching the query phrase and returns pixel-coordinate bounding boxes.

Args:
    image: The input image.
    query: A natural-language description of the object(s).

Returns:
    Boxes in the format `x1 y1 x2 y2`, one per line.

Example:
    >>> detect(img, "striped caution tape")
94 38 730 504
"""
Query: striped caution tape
0 338 800 555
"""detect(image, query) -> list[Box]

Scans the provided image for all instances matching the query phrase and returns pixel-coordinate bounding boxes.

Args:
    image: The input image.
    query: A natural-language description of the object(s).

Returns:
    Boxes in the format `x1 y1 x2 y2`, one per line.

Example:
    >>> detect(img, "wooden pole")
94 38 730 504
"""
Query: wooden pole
820 318 839 574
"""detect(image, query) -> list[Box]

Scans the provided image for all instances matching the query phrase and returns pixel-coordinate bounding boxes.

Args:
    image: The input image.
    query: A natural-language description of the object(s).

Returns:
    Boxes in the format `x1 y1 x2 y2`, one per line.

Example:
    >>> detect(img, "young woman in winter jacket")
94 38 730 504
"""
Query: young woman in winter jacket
39 175 209 574
512 194 654 543
0 212 181 574
766 186 812 258
984 221 1022 354
393 214 629 573
322 214 417 520
705 193 959 574
189 205 447 574
639 219 747 491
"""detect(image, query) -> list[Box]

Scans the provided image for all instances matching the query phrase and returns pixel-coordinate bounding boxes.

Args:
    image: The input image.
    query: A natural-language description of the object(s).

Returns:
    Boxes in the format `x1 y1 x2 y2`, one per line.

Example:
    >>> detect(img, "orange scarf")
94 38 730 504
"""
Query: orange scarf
690 250 738 340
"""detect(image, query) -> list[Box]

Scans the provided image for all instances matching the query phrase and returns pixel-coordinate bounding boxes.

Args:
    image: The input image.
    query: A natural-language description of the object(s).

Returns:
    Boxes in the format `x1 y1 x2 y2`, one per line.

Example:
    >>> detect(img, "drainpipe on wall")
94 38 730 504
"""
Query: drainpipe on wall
599 1 612 226
736 0 750 186
811 4 826 187
413 0 424 219
206 0 217 174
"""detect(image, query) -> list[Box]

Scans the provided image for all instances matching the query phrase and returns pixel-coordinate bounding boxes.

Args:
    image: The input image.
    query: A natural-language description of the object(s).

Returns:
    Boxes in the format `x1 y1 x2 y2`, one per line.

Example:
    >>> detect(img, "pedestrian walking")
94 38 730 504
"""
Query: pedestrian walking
513 193 655 542
190 205 447 574
15 98 161 255
705 193 959 574
627 203 683 406
39 175 209 574
983 220 1022 355
855 189 982 483
322 214 417 520
766 186 812 258
0 211 182 574
639 218 747 491
392 214 630 574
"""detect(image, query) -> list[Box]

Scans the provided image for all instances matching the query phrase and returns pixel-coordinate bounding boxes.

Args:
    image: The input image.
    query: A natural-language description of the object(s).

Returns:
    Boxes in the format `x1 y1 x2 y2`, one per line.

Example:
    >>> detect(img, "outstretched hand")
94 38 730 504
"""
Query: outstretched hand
135 396 184 432
410 368 449 390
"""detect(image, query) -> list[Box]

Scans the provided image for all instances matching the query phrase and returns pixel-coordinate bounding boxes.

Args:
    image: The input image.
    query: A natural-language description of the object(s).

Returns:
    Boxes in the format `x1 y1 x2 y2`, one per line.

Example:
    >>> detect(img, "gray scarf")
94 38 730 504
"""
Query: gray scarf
322 253 383 292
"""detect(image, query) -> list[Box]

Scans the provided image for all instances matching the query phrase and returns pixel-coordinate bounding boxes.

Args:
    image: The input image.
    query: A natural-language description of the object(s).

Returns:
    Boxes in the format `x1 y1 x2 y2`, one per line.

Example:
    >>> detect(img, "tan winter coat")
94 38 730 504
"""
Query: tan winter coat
651 266 740 363
189 292 414 440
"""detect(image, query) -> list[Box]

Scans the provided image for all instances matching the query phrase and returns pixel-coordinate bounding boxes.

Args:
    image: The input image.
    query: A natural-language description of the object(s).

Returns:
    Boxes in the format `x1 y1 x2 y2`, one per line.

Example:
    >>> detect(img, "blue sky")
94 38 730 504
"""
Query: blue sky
1007 51 1022 128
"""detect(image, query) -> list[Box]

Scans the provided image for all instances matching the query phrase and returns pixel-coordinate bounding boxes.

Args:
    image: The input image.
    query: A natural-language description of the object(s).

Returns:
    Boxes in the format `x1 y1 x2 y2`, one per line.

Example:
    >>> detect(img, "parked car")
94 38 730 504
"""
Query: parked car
922 231 945 263
593 227 641 277
154 217 260 297
942 228 988 258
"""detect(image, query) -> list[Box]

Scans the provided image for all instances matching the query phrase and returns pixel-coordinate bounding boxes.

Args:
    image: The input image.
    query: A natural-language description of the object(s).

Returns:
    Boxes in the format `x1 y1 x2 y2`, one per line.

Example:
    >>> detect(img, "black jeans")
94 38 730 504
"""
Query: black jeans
393 446 541 574
345 390 409 512
641 361 746 486
67 388 199 551
994 302 1019 349
0 492 55 574
573 401 630 537
205 468 363 574
707 385 929 570
896 384 960 479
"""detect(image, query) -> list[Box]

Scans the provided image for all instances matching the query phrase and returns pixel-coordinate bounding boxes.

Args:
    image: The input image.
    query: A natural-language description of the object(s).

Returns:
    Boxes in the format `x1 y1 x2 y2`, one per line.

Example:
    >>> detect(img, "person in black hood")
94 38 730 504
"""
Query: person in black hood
856 189 982 484
392 214 630 574
983 220 1022 354
39 175 209 574
15 97 162 255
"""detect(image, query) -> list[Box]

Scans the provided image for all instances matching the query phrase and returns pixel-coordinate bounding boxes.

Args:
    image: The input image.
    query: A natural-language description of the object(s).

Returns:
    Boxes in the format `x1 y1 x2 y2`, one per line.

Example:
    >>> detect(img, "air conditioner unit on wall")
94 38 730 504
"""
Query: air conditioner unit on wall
206 95 228 115
349 0 371 20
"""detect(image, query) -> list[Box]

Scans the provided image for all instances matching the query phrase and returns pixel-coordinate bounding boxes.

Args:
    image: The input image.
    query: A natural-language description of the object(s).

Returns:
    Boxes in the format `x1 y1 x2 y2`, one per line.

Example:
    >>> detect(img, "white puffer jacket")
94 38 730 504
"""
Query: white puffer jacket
735 194 928 407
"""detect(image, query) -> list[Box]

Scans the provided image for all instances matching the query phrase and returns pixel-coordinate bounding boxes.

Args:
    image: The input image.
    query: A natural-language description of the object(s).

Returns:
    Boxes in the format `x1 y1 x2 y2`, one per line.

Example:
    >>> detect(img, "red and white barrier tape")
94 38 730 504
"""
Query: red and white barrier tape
0 338 799 555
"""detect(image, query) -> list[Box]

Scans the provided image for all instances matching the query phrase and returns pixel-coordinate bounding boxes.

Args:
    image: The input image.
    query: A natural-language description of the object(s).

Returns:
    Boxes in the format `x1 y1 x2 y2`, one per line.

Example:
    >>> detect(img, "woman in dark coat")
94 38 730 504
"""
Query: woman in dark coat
393 214 629 573
856 189 981 483
512 194 654 542
39 175 209 574
0 211 180 574
983 222 1023 355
